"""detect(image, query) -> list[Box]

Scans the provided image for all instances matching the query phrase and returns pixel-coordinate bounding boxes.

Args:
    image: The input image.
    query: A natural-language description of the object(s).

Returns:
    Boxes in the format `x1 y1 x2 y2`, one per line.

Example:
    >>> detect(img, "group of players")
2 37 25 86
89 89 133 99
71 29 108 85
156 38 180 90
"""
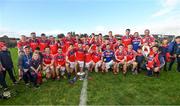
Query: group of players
14 29 180 86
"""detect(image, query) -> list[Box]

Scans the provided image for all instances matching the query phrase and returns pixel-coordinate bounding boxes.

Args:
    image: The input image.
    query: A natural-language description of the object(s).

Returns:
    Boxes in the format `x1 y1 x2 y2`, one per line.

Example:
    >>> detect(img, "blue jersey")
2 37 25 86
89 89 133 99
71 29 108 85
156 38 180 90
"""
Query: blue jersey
132 37 142 51
103 50 114 62
160 45 168 56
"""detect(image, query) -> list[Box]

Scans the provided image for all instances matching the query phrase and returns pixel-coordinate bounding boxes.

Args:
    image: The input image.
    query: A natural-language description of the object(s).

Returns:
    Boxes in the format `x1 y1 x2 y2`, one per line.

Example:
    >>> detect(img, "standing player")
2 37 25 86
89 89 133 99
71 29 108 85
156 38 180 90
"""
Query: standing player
132 32 142 51
142 29 155 47
29 32 39 52
114 44 127 75
39 33 50 52
102 44 115 73
113 39 122 51
49 35 58 55
54 48 66 80
17 35 29 81
42 47 55 79
108 31 116 44
122 29 132 48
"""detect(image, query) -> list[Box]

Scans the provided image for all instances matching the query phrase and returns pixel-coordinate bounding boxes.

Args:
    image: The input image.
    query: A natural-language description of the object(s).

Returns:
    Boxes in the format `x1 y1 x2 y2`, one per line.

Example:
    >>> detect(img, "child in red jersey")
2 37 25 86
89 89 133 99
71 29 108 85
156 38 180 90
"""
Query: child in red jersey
42 47 55 79
114 44 127 75
54 48 66 80
92 47 102 72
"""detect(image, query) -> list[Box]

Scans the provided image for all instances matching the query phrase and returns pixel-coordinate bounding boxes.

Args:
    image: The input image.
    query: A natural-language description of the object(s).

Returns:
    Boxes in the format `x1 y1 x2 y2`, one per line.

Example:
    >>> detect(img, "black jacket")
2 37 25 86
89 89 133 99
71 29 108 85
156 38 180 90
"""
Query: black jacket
0 50 14 69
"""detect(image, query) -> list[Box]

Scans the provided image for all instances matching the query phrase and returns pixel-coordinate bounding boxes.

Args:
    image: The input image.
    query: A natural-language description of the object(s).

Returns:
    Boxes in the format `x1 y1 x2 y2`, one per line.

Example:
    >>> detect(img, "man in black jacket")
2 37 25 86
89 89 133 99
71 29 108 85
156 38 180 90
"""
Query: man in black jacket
0 44 17 85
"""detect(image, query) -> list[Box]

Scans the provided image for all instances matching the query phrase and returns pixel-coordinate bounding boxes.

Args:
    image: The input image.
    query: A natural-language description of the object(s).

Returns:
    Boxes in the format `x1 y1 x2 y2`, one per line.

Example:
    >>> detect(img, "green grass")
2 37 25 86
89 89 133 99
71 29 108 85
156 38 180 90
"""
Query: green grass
87 66 180 105
0 48 83 105
0 48 179 105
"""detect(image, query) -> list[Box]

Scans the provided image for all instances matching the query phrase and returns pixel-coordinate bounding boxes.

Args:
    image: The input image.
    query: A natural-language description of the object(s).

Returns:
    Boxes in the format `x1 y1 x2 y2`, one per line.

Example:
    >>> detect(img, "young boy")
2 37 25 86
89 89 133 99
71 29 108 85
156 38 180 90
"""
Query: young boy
135 47 145 73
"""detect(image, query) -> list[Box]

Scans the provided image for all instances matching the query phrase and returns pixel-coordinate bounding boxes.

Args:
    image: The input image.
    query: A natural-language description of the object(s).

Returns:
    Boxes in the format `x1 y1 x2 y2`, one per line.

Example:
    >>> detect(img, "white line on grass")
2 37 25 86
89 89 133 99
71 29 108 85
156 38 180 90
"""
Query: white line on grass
79 69 88 106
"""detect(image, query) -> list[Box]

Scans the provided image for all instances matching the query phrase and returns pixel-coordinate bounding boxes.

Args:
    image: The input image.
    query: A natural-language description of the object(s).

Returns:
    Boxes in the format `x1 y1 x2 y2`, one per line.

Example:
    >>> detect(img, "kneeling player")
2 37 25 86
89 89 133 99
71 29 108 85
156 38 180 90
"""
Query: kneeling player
66 44 76 80
84 44 93 72
92 47 102 72
146 45 165 77
125 44 138 75
114 44 127 75
54 48 66 80
42 47 55 79
102 44 114 73
75 43 85 73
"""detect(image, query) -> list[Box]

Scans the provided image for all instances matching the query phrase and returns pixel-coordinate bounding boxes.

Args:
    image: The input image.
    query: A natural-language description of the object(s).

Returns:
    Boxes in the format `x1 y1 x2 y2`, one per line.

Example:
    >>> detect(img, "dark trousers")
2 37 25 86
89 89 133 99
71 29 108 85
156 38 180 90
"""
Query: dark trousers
177 56 180 72
168 57 176 71
4 68 16 83
163 56 167 71
23 71 37 86
0 71 8 88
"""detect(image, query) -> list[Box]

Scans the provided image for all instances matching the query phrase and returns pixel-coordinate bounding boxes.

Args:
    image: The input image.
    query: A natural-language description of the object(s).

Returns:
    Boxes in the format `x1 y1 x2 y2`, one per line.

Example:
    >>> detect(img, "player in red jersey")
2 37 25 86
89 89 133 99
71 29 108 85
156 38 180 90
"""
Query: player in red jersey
39 33 50 52
42 47 55 79
101 39 113 51
49 35 58 55
92 46 102 72
17 35 29 53
57 34 66 54
64 32 75 53
84 44 93 72
90 35 101 51
114 44 127 75
81 34 90 49
142 29 155 47
113 38 122 51
122 29 132 48
108 31 117 44
75 43 85 73
54 47 66 80
66 44 76 80
124 44 138 75
29 32 39 52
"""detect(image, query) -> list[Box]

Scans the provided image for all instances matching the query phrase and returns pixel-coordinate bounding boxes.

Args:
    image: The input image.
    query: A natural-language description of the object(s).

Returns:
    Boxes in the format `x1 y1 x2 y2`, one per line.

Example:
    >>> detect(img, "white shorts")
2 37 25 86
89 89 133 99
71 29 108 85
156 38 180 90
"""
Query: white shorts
94 61 102 67
85 61 93 68
58 66 65 71
105 60 114 69
77 61 84 68
69 62 75 69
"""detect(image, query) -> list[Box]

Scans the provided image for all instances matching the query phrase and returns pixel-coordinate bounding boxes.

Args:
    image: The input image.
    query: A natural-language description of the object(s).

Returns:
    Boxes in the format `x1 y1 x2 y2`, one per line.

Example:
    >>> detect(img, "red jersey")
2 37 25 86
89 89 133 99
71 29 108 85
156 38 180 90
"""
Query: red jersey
113 43 121 51
57 39 66 54
39 39 50 52
122 35 132 48
29 39 39 52
109 36 117 44
76 48 85 61
17 40 29 50
142 35 155 46
92 52 102 63
66 49 76 62
101 43 113 51
85 51 92 63
115 49 127 62
126 49 136 61
54 53 66 66
43 54 54 65
49 41 58 55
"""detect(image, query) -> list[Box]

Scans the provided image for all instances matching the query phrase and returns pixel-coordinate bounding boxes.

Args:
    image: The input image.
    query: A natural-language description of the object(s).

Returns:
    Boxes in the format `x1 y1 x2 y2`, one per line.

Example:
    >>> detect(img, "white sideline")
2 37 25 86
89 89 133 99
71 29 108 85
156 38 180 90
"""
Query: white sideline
79 70 88 106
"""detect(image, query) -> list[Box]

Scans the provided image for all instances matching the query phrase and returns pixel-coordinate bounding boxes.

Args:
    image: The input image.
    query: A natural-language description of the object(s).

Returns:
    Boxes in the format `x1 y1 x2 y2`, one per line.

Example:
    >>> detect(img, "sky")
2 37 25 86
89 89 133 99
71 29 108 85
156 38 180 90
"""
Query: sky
0 0 180 37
